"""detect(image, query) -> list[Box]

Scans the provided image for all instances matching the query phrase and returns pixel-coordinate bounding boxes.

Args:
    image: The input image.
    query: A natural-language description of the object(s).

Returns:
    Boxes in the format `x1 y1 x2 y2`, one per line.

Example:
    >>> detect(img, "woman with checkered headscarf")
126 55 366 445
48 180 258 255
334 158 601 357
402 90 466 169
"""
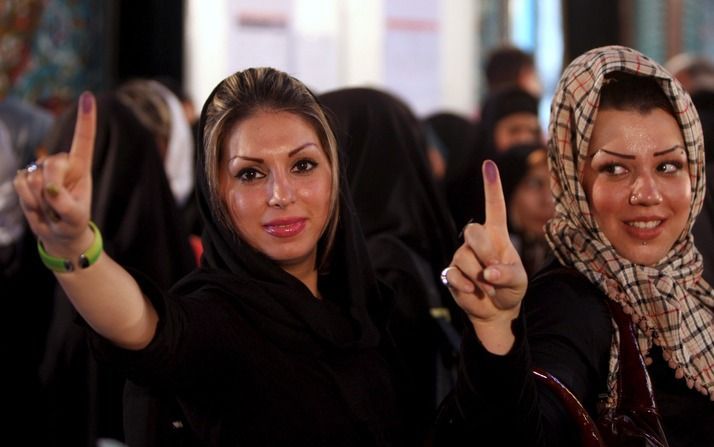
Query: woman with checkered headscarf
435 46 714 446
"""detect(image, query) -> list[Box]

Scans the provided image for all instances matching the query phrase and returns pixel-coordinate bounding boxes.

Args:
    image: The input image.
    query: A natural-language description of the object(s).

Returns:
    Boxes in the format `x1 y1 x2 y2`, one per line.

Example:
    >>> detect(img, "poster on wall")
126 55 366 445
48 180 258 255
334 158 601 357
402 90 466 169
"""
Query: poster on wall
384 0 440 116
227 0 339 92
228 0 293 73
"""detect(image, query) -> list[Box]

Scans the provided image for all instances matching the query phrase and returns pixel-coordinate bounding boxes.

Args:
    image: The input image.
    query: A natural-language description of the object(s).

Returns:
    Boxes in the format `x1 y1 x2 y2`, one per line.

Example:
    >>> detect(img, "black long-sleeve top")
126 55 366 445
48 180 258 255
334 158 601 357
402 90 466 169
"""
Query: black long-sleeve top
434 261 714 446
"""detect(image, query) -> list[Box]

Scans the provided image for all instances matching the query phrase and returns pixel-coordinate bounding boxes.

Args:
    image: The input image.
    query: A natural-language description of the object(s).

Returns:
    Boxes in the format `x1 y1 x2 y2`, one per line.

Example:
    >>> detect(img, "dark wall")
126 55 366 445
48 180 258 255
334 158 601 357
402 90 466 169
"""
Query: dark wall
562 0 621 63
115 0 184 85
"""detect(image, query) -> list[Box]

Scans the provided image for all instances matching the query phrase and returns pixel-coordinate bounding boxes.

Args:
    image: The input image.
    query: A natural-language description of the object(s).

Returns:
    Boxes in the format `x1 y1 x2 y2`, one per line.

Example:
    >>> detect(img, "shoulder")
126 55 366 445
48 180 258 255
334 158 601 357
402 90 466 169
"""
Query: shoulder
523 263 612 342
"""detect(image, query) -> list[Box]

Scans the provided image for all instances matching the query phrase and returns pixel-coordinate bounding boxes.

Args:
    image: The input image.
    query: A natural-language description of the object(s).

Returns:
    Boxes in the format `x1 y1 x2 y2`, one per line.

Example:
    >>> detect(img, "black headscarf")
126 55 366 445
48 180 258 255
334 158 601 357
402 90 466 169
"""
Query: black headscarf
319 88 457 277
425 111 474 166
40 93 196 446
493 142 544 208
173 81 385 354
319 87 461 422
445 87 539 229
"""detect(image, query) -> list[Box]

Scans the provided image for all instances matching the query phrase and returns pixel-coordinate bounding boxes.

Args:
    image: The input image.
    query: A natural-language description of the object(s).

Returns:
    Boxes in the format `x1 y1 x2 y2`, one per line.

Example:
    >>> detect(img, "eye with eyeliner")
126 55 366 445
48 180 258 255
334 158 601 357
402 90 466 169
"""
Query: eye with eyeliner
236 167 265 183
292 158 318 174
597 161 628 176
657 160 684 174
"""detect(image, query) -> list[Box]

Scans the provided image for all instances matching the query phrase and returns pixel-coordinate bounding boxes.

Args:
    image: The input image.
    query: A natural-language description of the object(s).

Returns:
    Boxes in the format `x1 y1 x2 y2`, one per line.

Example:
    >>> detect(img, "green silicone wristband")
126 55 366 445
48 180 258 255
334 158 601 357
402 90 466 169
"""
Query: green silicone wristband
37 221 103 273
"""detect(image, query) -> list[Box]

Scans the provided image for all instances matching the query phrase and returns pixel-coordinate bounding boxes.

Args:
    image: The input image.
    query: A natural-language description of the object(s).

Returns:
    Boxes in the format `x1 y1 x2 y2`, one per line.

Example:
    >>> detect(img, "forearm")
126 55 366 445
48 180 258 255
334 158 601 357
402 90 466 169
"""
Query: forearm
469 307 519 355
44 227 158 350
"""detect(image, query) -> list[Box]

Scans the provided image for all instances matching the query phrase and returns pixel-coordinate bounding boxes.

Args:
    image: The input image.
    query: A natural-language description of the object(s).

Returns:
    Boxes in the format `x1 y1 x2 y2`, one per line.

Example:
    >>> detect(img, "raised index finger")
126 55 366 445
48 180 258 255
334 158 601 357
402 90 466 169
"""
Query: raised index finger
67 92 96 181
482 159 508 231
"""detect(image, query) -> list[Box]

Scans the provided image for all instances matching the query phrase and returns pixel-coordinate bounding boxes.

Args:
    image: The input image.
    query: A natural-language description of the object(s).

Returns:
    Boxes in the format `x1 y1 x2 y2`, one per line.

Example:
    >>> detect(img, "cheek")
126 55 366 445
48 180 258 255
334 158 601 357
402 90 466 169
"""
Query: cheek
587 181 624 224
297 173 333 218
666 178 693 224
224 187 259 228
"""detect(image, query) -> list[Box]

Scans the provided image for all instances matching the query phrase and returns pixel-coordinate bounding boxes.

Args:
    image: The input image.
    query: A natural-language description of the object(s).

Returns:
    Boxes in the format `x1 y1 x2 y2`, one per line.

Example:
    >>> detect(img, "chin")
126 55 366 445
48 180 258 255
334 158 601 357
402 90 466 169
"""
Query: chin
616 246 668 267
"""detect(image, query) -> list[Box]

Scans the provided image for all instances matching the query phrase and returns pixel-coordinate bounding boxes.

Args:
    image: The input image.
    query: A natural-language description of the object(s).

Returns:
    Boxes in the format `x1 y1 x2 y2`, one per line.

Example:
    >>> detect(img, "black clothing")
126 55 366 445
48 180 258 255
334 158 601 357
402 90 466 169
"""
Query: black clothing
435 261 714 446
88 78 421 445
40 94 195 447
1 229 56 444
320 88 462 424
445 88 539 229
425 111 474 173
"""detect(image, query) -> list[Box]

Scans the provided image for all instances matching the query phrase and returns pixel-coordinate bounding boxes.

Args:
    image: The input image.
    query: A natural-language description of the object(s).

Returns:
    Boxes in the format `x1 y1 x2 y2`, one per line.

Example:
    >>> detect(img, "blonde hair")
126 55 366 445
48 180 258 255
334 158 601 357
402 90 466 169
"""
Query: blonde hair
117 79 172 159
202 67 340 268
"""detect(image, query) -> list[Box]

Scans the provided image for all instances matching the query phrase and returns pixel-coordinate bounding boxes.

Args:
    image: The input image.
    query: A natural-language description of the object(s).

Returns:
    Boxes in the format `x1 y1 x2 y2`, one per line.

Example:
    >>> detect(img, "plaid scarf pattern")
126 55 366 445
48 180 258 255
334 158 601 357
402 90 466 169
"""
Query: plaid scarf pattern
545 45 714 406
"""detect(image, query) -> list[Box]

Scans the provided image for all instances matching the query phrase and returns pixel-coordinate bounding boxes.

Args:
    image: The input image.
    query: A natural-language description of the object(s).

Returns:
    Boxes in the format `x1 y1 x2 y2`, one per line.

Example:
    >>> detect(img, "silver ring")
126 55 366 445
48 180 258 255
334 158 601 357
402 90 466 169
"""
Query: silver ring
440 266 455 287
25 160 42 174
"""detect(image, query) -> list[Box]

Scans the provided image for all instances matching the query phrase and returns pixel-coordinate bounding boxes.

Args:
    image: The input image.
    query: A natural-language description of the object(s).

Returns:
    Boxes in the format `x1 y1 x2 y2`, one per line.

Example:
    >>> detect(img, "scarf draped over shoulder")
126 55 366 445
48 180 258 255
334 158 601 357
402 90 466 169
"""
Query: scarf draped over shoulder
545 45 714 403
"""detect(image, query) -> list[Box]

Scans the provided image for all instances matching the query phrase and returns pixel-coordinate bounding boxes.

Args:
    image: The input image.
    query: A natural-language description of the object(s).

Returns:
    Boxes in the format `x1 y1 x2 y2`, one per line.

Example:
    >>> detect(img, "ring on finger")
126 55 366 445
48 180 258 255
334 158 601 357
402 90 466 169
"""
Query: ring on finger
440 266 457 288
25 160 43 174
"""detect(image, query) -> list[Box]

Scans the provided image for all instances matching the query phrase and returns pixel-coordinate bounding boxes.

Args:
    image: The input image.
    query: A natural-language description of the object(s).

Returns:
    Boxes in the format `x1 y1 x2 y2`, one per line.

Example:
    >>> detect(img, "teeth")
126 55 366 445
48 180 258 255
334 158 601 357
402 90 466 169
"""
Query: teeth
628 220 661 229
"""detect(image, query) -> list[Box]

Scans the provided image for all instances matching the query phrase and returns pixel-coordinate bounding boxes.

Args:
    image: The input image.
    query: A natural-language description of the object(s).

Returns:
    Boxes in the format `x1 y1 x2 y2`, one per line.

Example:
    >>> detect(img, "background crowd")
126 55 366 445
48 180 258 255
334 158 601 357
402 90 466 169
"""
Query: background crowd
2 1 714 446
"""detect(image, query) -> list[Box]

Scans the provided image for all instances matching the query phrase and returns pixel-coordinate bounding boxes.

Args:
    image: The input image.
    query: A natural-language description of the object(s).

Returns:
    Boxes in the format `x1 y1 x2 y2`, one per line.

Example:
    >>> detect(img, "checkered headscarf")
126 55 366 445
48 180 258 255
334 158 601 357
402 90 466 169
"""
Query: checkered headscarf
545 45 714 405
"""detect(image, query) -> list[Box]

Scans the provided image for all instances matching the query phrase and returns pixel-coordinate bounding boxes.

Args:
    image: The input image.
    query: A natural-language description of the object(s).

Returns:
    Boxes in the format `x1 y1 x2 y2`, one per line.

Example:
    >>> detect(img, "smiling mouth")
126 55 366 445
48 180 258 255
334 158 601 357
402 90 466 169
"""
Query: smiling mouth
623 219 665 240
627 220 662 229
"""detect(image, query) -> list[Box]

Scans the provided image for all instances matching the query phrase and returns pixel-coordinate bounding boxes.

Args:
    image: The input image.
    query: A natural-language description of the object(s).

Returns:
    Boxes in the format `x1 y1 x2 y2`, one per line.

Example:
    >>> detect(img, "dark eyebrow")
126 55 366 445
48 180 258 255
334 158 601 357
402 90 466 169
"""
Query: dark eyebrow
654 144 684 156
597 149 635 160
229 143 317 163
288 143 317 157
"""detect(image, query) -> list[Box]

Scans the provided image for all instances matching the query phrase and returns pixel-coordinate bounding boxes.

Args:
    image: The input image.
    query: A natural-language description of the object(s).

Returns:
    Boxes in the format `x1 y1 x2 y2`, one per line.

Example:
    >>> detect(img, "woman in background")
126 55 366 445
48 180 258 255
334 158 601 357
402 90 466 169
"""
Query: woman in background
320 87 461 432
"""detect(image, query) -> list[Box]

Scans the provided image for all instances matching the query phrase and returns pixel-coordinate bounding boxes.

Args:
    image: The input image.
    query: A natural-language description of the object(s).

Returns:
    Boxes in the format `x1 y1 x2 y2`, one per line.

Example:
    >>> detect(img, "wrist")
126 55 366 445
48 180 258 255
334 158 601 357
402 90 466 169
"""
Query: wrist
38 221 103 272
469 307 520 355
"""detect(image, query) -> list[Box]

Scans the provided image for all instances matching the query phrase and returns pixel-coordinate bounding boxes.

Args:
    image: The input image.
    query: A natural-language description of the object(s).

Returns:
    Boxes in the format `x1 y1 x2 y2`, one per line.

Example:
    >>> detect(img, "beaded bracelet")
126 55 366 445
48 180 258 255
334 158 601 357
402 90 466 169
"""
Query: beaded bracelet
37 221 103 273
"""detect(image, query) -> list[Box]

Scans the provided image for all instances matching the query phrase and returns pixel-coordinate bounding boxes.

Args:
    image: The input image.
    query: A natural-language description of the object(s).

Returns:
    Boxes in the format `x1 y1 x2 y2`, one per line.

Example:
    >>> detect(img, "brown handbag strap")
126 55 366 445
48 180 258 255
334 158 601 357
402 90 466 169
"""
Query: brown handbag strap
532 368 607 447
602 299 659 413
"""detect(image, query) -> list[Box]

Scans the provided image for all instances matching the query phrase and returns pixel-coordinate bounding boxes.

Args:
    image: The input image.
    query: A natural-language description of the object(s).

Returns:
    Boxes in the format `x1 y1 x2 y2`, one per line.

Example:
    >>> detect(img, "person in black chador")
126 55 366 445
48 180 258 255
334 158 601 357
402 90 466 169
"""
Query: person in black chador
13 68 484 446
320 87 461 432
445 87 541 230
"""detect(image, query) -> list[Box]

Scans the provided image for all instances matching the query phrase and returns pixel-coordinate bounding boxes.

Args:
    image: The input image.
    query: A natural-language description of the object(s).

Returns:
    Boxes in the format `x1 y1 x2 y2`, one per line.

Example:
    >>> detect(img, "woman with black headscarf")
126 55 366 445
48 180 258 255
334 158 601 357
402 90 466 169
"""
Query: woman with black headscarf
13 69 442 446
320 87 461 430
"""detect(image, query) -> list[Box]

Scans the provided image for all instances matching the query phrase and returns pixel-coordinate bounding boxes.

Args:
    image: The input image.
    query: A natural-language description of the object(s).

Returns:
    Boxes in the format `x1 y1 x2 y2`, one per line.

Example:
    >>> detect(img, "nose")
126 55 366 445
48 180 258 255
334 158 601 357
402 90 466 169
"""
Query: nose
629 174 663 206
267 172 295 208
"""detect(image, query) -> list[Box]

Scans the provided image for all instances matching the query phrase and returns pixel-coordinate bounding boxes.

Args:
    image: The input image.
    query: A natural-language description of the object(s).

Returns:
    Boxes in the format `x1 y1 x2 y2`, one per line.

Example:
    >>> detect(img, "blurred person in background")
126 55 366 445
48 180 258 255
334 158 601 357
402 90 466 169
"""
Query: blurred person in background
424 112 475 191
484 45 542 98
320 87 461 435
38 92 195 447
445 87 541 230
494 143 554 277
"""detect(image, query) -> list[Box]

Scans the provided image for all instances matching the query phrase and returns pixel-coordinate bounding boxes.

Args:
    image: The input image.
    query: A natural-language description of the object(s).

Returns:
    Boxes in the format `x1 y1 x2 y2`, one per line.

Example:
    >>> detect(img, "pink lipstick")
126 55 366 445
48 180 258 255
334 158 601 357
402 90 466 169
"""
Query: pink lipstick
263 218 307 238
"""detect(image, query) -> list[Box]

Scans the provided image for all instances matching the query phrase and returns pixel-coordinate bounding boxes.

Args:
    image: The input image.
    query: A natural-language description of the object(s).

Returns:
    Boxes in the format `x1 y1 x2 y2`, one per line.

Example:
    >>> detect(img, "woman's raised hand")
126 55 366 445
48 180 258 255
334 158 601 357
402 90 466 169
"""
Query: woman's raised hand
443 160 528 353
13 92 96 255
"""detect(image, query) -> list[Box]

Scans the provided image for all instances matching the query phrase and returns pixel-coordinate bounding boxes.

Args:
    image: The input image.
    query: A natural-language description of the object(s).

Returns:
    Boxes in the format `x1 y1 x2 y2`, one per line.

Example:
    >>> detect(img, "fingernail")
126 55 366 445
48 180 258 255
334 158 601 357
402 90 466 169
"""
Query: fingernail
81 92 93 113
484 267 500 282
46 183 60 198
44 206 61 222
484 160 497 183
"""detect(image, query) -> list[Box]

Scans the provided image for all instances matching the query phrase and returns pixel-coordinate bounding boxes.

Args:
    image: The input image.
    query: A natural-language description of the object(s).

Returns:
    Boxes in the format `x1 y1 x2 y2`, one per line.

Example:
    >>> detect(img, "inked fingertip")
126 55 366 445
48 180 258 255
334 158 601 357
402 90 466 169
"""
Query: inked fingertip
483 160 498 183
80 91 94 114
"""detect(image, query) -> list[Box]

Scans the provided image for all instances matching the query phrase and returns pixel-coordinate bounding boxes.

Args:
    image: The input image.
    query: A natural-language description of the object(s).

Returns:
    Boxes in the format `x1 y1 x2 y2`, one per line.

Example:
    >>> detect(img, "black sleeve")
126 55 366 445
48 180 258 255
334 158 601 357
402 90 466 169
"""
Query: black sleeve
85 270 239 391
433 272 612 446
